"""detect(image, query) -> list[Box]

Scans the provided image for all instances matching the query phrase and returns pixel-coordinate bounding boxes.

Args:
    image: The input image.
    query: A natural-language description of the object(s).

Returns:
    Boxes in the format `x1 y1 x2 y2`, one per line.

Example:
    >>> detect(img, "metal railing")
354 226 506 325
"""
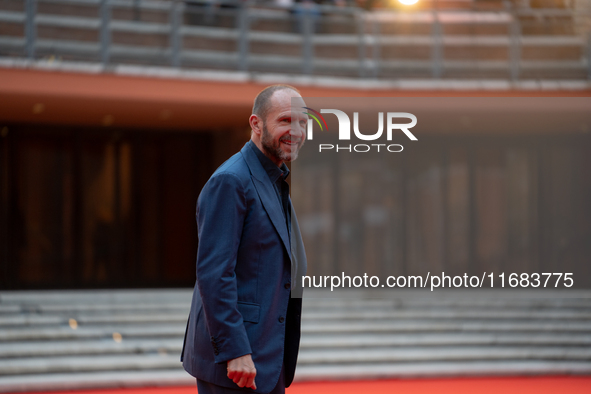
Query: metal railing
0 0 589 79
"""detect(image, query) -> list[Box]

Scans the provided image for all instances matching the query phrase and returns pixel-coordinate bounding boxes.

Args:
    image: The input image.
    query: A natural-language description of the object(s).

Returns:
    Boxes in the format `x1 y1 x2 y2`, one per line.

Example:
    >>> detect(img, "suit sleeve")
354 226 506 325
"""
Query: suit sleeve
195 172 252 364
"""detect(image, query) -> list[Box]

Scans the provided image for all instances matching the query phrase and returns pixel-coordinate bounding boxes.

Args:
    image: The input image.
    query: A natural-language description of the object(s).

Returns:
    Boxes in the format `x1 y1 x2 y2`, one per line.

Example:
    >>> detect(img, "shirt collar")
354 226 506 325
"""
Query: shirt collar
248 140 290 183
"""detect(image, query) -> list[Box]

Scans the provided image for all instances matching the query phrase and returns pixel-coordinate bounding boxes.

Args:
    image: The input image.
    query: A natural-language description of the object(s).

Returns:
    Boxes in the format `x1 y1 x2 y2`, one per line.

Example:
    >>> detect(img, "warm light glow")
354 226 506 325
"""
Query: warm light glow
398 0 419 4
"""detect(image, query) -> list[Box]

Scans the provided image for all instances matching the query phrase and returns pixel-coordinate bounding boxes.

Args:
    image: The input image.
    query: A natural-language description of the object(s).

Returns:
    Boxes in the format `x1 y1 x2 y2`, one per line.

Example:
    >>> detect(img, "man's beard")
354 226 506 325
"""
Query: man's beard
261 124 302 163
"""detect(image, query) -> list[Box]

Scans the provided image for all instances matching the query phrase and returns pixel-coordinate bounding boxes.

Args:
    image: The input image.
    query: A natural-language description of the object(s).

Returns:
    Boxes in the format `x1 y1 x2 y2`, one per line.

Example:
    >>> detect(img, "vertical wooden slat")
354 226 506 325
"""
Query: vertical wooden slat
292 159 334 278
0 125 12 289
505 147 533 273
400 145 408 277
72 131 83 287
192 132 214 284
359 157 387 277
137 137 163 284
474 147 507 275
441 146 449 274
156 135 165 283
406 147 445 277
130 134 142 286
546 141 591 287
113 134 123 285
575 137 591 287
446 146 470 277
383 152 405 278
337 156 364 277
528 144 540 275
162 135 202 284
547 147 572 274
467 144 477 277
58 133 74 286
331 146 341 277
537 141 551 274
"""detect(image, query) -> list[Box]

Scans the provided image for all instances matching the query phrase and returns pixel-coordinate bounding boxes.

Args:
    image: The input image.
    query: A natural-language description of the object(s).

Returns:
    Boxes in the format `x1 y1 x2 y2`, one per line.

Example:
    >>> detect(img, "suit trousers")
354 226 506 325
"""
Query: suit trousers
196 363 285 394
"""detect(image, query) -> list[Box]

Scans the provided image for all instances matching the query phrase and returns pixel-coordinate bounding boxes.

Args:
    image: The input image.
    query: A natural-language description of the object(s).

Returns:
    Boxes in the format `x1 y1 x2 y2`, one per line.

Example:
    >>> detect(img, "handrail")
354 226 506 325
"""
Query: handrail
0 0 588 80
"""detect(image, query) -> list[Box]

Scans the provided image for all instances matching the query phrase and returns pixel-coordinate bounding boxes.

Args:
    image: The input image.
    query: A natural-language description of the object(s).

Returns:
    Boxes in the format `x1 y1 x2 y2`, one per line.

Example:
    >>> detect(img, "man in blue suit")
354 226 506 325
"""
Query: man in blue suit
181 85 308 394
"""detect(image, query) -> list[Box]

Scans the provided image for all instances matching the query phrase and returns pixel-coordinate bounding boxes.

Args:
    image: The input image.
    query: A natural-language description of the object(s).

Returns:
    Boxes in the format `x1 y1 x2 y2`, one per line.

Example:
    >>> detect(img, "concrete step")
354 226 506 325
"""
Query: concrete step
0 354 181 376
297 346 591 364
0 339 182 358
303 288 591 304
2 346 590 376
302 309 591 320
0 370 192 393
1 308 589 328
294 360 591 380
0 325 184 342
0 289 589 392
1 361 591 393
0 314 189 327
301 320 591 334
300 333 591 348
2 332 590 359
2 319 589 343
2 333 589 359
0 289 192 304
0 305 20 314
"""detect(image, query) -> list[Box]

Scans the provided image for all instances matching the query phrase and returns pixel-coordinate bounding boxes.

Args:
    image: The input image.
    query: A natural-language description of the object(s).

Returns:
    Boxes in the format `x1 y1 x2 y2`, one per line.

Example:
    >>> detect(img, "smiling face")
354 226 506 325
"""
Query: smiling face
250 89 307 167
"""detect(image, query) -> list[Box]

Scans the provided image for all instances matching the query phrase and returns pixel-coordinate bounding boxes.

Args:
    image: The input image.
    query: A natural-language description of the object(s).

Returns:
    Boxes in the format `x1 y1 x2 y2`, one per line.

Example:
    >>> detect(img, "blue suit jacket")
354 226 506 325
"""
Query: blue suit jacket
181 142 307 393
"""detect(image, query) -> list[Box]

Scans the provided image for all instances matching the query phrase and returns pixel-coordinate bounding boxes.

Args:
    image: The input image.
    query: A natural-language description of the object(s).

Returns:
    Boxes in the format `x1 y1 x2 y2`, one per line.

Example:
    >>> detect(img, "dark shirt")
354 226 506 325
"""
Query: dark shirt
248 140 291 241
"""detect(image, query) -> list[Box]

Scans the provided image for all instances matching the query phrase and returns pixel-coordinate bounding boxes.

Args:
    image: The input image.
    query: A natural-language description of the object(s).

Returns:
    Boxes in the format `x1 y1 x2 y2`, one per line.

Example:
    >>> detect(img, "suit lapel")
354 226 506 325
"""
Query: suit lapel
290 199 307 296
241 144 291 258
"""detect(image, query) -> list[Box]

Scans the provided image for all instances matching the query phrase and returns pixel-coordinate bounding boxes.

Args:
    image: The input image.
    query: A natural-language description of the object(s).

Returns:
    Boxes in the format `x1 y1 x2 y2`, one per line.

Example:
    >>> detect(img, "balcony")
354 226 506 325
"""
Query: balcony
0 0 589 81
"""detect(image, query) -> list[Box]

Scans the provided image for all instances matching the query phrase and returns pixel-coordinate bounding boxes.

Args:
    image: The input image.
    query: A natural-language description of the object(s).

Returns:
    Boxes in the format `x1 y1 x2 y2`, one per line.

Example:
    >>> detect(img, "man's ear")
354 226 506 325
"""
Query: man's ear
249 114 262 137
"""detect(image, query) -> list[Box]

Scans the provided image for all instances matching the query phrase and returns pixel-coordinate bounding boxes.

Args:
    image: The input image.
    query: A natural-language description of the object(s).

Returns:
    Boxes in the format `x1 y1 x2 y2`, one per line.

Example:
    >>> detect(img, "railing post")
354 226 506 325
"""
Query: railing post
357 11 366 78
100 0 111 66
431 9 442 79
170 0 182 67
371 14 381 79
509 9 521 80
587 31 591 80
133 0 141 21
301 7 313 75
25 0 36 59
237 1 249 71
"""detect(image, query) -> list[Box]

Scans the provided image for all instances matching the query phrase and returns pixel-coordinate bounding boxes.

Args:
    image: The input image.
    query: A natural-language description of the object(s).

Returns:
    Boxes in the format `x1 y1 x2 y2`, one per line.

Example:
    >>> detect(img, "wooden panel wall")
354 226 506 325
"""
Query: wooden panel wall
293 134 591 288
0 125 225 289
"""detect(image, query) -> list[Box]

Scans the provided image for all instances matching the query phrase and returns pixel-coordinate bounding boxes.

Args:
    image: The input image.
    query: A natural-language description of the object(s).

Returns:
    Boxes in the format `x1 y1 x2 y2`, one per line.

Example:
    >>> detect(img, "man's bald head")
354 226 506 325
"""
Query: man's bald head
252 84 300 123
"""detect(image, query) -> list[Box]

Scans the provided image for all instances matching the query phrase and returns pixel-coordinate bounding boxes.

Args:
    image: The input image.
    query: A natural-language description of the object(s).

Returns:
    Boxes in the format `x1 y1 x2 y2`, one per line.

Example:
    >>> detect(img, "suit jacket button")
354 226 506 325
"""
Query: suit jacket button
278 316 285 323
284 283 291 289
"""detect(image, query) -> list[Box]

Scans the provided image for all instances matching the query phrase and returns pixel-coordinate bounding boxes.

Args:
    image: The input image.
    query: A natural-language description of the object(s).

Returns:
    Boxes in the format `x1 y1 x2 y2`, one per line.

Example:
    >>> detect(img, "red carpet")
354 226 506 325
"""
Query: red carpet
15 376 591 394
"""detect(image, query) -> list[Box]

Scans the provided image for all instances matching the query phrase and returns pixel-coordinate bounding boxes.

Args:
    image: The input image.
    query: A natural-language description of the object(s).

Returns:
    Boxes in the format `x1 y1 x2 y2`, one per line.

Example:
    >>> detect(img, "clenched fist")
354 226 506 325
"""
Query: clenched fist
227 354 257 390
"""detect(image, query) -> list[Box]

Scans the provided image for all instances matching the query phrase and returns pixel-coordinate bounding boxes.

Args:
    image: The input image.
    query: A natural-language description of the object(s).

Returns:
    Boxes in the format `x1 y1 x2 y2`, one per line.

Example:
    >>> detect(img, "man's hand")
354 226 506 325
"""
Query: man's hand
227 354 257 390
